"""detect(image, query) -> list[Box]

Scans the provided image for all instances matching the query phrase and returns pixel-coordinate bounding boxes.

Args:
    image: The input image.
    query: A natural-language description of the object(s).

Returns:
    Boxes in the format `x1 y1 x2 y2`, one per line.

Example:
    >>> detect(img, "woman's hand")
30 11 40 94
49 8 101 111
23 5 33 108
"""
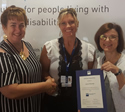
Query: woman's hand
45 78 57 95
101 61 119 74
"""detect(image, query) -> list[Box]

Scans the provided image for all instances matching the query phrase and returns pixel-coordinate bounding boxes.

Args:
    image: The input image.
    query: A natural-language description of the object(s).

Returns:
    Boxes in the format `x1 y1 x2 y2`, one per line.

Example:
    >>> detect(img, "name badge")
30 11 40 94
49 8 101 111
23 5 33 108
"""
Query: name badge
61 75 72 87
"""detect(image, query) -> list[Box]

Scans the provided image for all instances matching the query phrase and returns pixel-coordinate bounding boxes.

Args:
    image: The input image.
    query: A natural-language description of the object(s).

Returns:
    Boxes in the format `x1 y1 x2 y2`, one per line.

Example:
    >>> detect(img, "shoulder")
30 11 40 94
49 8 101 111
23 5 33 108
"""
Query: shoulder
119 53 125 61
80 40 95 54
80 40 95 49
121 53 125 59
44 38 59 51
0 40 7 53
118 53 125 64
43 38 60 58
44 38 58 46
0 52 11 62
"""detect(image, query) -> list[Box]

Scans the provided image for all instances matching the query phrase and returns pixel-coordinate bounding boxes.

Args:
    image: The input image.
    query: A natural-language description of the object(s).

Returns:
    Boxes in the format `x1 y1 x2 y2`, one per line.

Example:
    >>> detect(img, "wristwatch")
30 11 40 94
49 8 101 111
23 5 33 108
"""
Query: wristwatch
114 69 122 76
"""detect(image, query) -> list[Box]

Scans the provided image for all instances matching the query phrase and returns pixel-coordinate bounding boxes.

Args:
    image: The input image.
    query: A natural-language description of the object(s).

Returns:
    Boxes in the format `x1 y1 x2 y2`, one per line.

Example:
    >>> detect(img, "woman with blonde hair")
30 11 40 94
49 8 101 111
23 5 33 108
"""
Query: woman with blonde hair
40 8 95 112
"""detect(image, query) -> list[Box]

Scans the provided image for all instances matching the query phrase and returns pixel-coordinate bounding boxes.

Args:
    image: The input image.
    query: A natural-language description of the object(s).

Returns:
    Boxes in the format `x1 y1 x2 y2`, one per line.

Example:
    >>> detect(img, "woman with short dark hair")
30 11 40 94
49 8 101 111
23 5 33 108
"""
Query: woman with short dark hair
94 22 125 112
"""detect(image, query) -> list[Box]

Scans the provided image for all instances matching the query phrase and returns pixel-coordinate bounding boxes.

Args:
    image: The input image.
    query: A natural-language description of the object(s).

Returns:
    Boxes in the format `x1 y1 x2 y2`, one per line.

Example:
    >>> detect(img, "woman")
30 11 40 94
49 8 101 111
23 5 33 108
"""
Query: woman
40 8 95 112
0 5 56 112
94 22 125 112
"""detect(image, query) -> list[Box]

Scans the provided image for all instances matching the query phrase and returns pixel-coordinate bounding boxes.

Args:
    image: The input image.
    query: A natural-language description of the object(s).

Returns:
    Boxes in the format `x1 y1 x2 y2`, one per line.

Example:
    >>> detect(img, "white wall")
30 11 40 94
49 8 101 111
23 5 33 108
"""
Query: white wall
0 0 125 58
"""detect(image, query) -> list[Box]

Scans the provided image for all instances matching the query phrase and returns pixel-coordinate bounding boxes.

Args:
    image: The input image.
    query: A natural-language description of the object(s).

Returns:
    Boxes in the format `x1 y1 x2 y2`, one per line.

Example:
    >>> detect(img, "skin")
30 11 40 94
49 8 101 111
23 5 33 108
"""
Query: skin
2 18 29 57
78 29 125 112
40 13 94 96
59 14 78 39
3 19 25 50
0 18 57 99
100 29 125 89
100 29 118 53
58 14 94 68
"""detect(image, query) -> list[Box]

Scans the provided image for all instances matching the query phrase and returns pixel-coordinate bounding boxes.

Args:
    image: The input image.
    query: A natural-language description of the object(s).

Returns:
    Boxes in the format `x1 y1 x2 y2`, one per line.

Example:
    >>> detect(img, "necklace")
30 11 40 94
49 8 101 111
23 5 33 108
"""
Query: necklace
6 39 27 60
19 51 27 60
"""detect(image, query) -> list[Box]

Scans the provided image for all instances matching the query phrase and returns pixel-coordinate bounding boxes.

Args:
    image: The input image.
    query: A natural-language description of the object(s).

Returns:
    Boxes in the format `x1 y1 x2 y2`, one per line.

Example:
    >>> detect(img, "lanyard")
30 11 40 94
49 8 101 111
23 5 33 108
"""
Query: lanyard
62 37 77 75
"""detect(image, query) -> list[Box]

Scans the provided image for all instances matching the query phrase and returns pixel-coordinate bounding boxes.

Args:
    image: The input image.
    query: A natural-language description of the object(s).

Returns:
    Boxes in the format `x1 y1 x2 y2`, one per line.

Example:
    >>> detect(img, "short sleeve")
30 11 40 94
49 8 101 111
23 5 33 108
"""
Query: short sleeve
44 39 59 61
0 53 18 87
44 41 53 59
88 43 95 62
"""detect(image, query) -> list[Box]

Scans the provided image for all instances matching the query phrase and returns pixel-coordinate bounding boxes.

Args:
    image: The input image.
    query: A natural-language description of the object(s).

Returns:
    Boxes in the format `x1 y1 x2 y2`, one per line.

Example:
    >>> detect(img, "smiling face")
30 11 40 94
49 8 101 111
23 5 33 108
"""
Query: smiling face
100 29 119 53
59 14 78 38
3 18 26 44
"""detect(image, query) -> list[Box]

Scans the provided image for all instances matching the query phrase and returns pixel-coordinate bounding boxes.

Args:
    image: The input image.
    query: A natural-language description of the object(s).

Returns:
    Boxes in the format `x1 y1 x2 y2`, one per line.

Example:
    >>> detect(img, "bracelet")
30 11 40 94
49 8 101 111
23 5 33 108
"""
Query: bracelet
114 69 122 76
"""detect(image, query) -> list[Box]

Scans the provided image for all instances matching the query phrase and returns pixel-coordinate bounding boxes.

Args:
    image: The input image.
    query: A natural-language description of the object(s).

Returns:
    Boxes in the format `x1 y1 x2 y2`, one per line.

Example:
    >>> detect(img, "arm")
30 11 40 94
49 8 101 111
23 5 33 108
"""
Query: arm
101 61 125 89
0 78 56 99
40 46 57 95
87 44 96 69
117 72 125 90
88 51 96 69
0 48 56 99
40 45 51 80
88 61 94 69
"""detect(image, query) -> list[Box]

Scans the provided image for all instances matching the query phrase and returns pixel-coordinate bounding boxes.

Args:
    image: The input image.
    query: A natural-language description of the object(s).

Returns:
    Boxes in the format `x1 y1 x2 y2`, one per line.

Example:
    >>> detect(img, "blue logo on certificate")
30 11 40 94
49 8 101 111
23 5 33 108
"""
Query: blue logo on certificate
86 93 89 97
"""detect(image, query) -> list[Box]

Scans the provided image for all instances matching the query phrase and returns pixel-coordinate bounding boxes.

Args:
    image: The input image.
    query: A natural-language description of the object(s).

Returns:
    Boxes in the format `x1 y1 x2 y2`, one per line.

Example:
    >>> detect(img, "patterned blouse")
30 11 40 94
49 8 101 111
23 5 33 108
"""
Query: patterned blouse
0 40 42 112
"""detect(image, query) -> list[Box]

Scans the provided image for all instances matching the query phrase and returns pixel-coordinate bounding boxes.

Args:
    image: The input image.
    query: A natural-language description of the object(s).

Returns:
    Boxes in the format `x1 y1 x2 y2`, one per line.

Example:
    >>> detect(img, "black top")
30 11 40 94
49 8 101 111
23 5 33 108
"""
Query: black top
43 37 83 112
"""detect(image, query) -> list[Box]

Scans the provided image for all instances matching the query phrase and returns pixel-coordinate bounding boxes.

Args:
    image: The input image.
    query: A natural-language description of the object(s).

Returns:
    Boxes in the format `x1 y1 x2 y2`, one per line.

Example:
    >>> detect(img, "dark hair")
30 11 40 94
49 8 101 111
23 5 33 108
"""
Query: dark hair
1 5 28 27
94 23 124 53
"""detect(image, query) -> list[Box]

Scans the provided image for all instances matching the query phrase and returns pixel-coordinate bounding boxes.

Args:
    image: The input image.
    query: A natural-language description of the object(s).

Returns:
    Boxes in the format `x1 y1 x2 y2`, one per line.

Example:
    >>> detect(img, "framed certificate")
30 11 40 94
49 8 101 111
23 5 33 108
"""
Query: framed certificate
76 69 107 112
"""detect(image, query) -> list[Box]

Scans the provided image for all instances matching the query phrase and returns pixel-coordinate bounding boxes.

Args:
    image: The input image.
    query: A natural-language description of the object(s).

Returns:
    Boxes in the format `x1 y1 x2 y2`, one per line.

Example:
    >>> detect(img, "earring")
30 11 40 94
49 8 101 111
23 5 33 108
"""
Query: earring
3 35 7 40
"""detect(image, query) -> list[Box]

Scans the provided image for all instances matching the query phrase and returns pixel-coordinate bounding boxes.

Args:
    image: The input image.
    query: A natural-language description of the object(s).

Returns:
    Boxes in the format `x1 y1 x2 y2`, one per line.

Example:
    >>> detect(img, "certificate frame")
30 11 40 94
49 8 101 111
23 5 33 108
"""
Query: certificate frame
76 69 107 112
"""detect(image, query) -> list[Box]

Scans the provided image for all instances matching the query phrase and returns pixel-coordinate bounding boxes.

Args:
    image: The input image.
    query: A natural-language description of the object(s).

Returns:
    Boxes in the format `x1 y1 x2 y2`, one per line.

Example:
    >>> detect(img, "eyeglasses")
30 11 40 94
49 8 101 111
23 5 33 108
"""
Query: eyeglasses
100 34 118 41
